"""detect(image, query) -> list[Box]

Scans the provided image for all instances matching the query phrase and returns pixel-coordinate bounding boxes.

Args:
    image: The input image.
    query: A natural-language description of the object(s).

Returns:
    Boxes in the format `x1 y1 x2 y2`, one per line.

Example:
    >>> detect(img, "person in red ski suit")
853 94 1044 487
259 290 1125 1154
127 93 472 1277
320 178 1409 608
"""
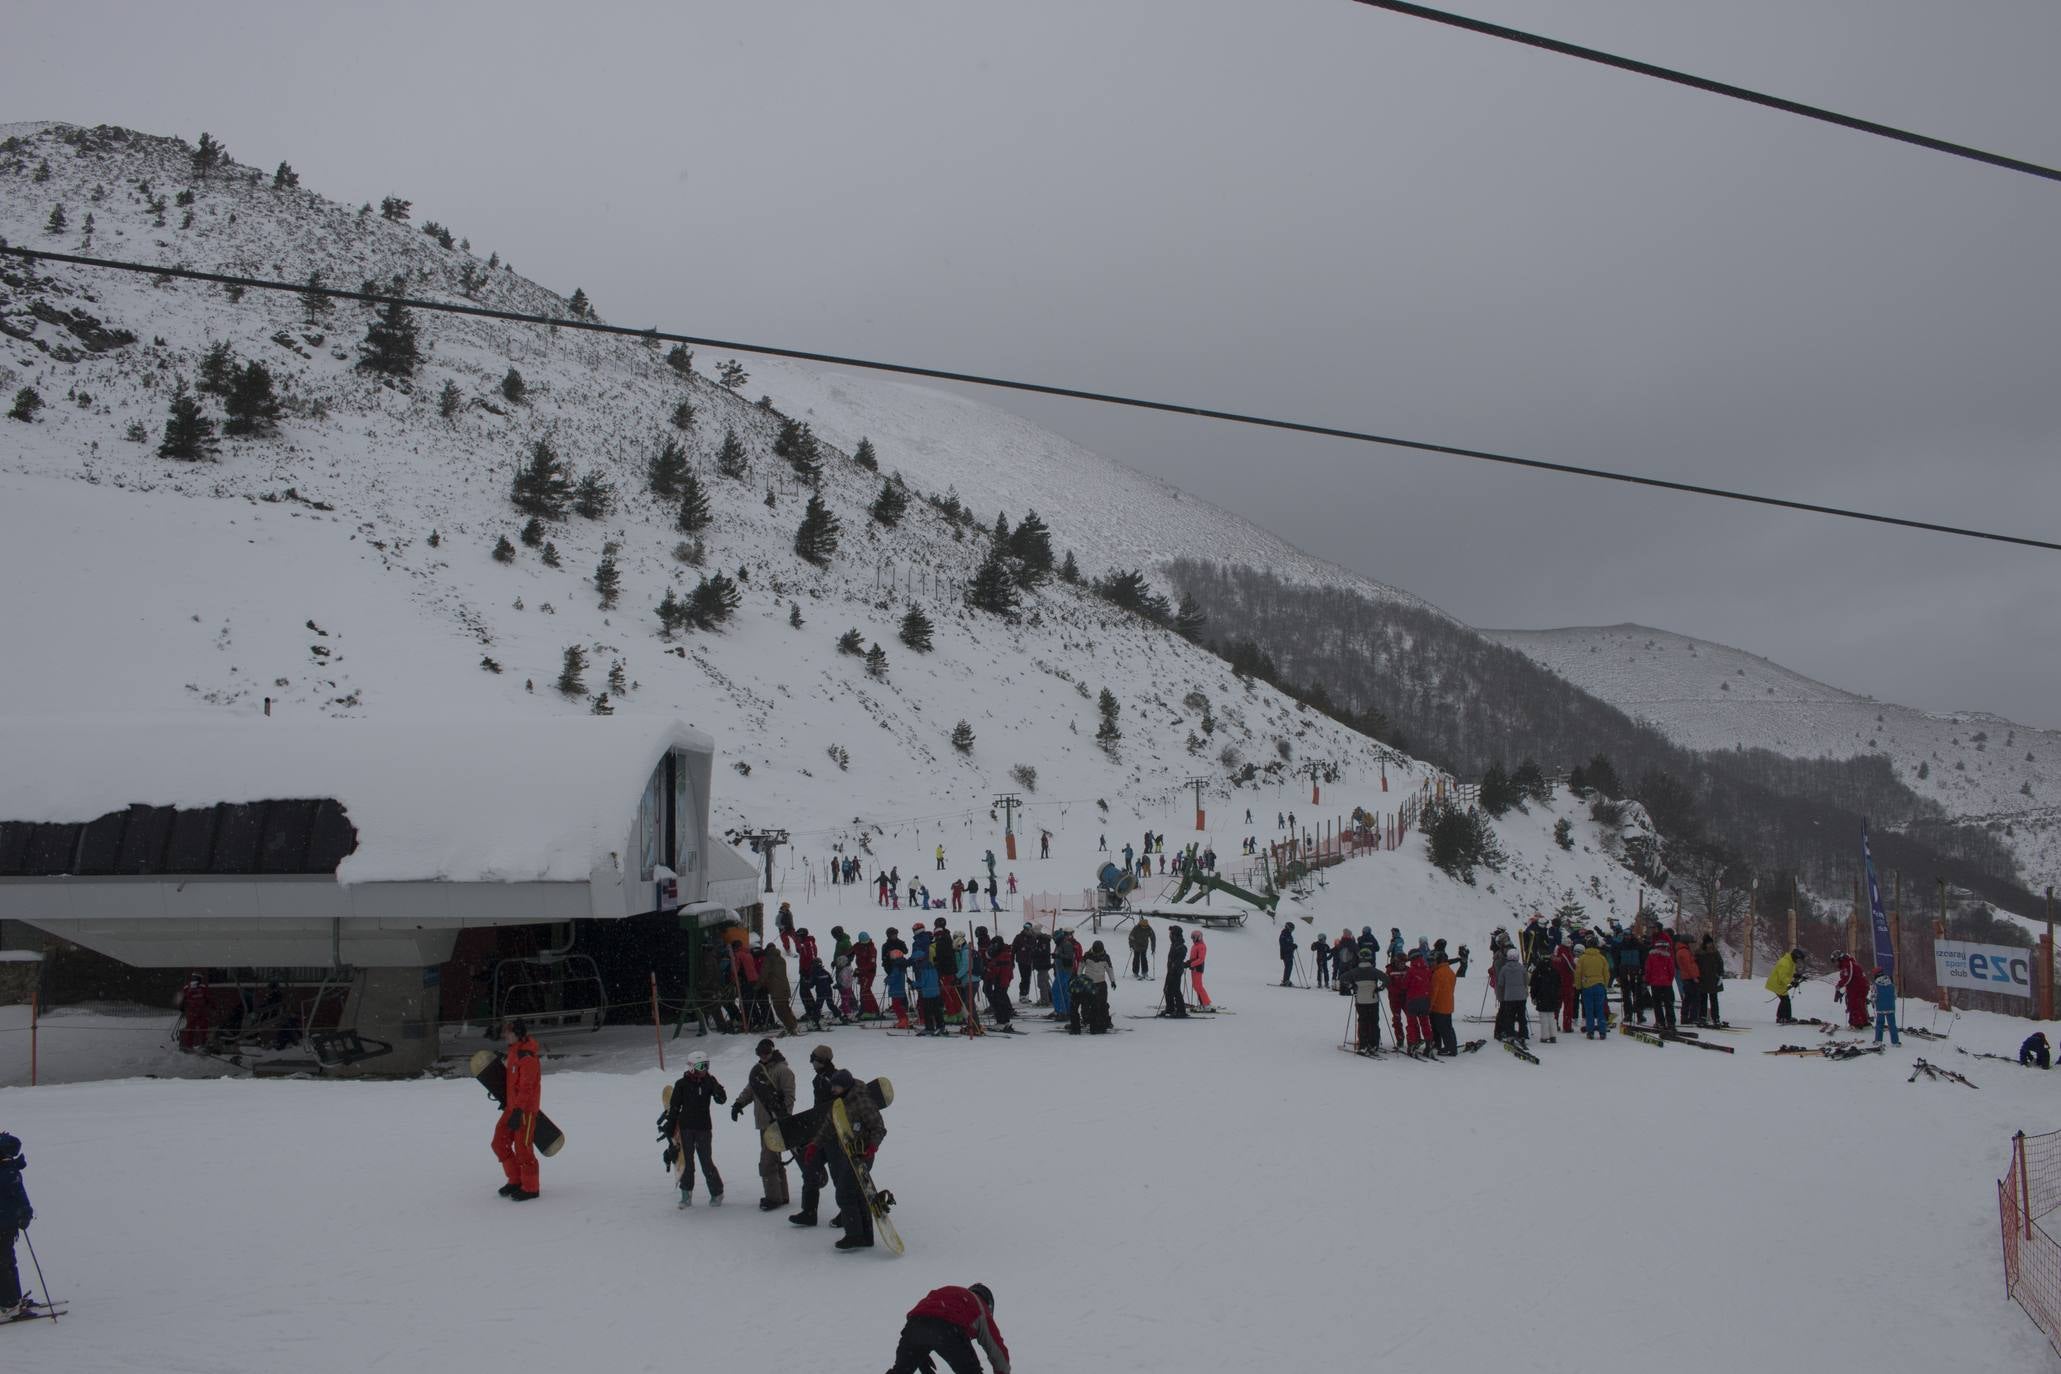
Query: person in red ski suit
1835 953 1869 1030
888 1283 1011 1374
1553 941 1580 1033
853 933 881 1017
1402 951 1433 1051
1187 932 1212 1008
491 1019 543 1199
177 972 212 1051
1643 931 1678 1031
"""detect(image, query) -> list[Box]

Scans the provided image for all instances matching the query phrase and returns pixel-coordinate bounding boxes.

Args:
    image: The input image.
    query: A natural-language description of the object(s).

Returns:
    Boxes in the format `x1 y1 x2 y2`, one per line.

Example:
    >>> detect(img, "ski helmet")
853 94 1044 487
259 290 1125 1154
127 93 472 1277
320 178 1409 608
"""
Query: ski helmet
970 1283 995 1310
508 1018 529 1039
686 1049 710 1072
858 932 870 943
0 1132 18 1159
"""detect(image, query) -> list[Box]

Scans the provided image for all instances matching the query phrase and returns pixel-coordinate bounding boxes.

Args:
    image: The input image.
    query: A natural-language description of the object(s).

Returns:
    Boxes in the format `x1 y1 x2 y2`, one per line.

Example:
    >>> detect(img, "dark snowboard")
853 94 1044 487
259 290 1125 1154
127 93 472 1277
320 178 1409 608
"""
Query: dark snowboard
469 1048 566 1157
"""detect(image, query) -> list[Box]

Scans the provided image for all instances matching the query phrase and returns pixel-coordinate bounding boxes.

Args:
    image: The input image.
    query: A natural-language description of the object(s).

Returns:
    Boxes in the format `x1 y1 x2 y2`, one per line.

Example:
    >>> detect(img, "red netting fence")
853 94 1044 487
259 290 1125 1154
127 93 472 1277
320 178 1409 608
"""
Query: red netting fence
2000 1128 2061 1355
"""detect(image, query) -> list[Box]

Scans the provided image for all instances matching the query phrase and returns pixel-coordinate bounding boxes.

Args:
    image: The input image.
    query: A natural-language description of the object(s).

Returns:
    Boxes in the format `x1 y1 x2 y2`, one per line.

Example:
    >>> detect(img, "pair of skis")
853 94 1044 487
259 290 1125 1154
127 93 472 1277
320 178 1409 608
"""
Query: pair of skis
1909 1058 1978 1088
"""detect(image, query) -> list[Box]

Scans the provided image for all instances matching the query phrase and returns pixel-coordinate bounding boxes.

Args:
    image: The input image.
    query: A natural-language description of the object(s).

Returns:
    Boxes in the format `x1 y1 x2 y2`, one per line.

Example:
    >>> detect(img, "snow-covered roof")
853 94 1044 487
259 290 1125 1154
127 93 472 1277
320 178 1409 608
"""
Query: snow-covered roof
0 716 713 886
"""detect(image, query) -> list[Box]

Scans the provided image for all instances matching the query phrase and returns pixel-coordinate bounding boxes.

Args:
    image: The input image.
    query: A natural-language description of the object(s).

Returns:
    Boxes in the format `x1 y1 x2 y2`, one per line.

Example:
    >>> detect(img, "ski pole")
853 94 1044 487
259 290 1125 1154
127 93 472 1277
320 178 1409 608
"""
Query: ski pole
23 1230 55 1319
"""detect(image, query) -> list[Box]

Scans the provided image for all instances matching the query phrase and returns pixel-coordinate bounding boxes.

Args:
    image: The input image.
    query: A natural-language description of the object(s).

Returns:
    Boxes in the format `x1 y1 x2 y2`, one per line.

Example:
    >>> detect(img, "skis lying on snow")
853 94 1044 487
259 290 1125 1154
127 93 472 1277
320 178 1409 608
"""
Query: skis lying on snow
1659 1029 1734 1054
1903 1026 1949 1042
1461 1039 1488 1054
1502 1039 1542 1065
1909 1058 1978 1088
1619 1024 1665 1047
1958 1047 2038 1068
1766 1042 1883 1060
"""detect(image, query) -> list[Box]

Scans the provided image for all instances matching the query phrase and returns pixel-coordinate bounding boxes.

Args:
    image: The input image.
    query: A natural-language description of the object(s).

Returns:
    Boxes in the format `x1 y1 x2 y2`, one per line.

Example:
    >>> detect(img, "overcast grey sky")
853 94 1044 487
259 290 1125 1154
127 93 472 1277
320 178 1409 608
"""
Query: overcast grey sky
9 0 2059 726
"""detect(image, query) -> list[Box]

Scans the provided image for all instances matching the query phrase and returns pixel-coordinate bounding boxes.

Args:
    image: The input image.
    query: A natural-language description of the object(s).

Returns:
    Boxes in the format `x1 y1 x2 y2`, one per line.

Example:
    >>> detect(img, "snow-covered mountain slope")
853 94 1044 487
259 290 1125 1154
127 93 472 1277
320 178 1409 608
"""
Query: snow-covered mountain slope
1489 623 2061 877
740 354 1441 614
0 121 1420 857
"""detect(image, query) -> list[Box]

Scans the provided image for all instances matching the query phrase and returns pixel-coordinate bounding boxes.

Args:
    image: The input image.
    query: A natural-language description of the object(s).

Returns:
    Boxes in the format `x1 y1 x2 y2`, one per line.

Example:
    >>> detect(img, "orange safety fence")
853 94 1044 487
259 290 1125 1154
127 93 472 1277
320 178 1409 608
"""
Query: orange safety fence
2000 1127 2061 1356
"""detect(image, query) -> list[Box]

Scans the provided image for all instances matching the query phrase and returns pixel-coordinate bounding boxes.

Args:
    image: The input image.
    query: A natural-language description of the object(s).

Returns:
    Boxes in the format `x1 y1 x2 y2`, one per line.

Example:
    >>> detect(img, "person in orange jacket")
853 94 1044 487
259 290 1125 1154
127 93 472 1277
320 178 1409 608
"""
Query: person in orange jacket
1428 949 1459 1056
492 1019 543 1200
1187 931 1212 1008
1674 937 1703 1026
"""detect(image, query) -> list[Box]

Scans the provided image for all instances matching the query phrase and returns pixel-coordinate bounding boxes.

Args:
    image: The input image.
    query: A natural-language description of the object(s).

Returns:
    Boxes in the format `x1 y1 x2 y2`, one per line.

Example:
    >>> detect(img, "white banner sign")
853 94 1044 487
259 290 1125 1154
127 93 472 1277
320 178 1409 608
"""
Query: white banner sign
1934 940 2034 998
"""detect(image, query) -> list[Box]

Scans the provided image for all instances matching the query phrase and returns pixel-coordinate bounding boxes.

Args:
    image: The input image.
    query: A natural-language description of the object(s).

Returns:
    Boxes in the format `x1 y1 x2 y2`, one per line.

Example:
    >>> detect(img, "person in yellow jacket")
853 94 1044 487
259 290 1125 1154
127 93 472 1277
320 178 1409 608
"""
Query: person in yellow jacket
1765 947 1804 1024
1575 942 1613 1039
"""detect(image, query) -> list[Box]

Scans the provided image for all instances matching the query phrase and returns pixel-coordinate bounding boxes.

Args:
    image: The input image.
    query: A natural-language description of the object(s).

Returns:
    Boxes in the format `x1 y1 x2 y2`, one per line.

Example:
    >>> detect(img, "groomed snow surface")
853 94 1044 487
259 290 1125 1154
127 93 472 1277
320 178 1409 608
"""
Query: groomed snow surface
3 794 2057 1373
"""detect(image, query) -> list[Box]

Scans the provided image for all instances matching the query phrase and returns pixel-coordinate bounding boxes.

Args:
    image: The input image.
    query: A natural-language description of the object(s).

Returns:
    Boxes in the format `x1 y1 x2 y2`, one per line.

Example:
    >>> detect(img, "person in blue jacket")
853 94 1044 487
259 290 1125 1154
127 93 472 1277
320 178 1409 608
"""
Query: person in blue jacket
1871 969 1900 1046
912 950 945 1035
1278 923 1298 986
0 1132 31 1318
1051 929 1079 1019
1387 927 1406 961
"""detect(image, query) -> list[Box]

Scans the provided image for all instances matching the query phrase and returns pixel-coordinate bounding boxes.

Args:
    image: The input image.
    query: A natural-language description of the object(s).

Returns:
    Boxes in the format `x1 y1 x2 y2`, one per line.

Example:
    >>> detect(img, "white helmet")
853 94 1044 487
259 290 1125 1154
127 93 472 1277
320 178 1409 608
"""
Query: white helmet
686 1049 710 1072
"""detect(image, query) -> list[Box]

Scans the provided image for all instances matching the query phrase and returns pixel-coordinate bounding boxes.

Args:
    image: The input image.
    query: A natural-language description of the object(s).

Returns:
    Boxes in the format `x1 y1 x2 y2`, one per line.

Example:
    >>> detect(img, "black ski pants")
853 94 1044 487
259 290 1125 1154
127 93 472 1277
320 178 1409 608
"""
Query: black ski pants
1431 1011 1457 1055
1680 977 1702 1024
1356 1003 1382 1051
1162 963 1187 1016
1495 998 1528 1041
0 1227 20 1309
677 1128 722 1199
889 1317 984 1374
828 1146 872 1244
986 980 1014 1027
1650 985 1676 1030
799 1147 828 1220
920 994 946 1034
1617 973 1640 1022
1131 947 1149 978
1705 987 1721 1024
1281 951 1296 985
1082 982 1111 1033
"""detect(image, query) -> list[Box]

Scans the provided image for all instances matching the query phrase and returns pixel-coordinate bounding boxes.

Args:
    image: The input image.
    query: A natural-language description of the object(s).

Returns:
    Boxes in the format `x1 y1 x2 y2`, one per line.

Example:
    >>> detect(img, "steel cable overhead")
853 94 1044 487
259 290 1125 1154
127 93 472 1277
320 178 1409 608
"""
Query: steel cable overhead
4 244 2055 553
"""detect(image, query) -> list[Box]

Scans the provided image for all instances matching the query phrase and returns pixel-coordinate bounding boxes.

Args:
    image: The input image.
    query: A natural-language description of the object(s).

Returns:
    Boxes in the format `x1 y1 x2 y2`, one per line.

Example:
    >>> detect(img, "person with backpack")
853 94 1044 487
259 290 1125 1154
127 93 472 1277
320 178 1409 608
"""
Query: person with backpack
730 1037 796 1211
883 937 911 1030
757 939 801 1037
1643 930 1678 1031
1495 953 1529 1042
1162 927 1189 1017
817 1068 887 1251
912 950 946 1035
853 932 881 1018
789 1044 838 1226
1351 954 1388 1054
886 1283 1011 1374
1077 940 1116 1033
662 1049 728 1207
0 1133 32 1319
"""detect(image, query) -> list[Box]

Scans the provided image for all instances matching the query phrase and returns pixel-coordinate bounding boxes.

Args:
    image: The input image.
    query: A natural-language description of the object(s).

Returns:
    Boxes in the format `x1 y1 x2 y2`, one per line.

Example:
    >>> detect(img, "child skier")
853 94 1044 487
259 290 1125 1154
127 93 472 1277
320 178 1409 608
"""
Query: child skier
1871 968 1900 1046
0 1133 32 1318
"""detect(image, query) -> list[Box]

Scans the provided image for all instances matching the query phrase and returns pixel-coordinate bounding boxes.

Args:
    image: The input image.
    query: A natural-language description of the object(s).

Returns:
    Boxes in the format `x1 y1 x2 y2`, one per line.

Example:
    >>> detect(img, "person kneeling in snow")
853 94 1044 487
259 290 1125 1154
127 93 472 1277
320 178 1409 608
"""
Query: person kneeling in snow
2023 1032 2052 1070
887 1283 1010 1374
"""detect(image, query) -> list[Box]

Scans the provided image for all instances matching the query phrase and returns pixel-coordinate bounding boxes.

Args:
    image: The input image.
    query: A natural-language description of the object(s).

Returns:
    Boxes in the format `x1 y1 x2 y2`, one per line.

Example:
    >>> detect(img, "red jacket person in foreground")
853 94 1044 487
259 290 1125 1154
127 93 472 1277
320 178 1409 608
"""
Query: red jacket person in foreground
887 1283 1010 1374
491 1019 542 1200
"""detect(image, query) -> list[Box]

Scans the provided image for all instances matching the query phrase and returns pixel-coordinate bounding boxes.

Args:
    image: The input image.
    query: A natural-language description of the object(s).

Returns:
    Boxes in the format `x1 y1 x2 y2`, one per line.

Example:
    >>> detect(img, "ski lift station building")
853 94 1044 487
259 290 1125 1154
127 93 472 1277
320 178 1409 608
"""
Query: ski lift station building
0 717 762 1073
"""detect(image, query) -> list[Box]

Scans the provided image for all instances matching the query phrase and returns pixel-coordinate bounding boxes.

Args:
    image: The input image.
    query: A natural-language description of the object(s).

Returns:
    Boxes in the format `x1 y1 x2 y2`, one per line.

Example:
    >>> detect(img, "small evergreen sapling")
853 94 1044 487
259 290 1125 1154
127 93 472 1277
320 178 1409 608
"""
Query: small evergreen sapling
648 439 688 498
272 161 299 190
685 572 741 629
836 628 866 656
357 299 420 378
492 535 517 563
788 601 804 629
541 541 561 568
967 547 1019 614
7 387 42 423
223 362 280 437
869 478 908 527
951 720 976 753
520 516 545 547
717 359 748 390
512 441 572 519
500 368 527 404
853 437 879 471
438 380 462 418
666 343 694 375
794 492 841 566
899 607 934 652
380 195 411 222
158 380 218 461
715 428 748 479
572 470 615 520
865 643 889 680
671 399 696 431
191 132 226 178
197 341 236 396
676 471 711 533
594 544 621 609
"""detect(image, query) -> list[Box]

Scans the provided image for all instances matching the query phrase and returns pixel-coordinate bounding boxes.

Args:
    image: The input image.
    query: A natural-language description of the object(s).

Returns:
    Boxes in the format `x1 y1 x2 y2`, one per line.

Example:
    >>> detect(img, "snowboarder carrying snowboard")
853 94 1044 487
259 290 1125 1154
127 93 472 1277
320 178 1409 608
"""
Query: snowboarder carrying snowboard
887 1283 1011 1374
792 1044 839 1225
732 1038 797 1209
0 1133 31 1318
491 1019 543 1201
820 1068 886 1251
663 1049 727 1206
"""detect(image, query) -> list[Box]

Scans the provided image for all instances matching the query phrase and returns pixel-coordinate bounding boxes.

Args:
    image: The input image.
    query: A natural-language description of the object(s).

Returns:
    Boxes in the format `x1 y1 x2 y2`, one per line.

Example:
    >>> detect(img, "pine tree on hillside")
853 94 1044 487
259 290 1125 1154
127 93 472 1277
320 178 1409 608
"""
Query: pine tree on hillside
44 204 67 234
191 131 226 178
666 343 694 375
512 440 573 519
1512 758 1548 803
1059 550 1081 584
967 547 1019 615
950 720 976 753
500 368 527 405
1094 568 1170 623
380 195 411 222
157 380 218 461
869 477 908 527
865 643 889 680
541 541 561 568
853 437 879 471
676 471 711 533
357 298 420 378
648 439 689 498
656 587 684 637
671 399 696 431
520 516 545 547
301 271 333 325
8 388 44 423
572 470 615 520
788 601 804 629
222 362 280 437
1173 594 1207 642
1096 688 1122 744
197 341 236 396
492 535 516 563
794 492 841 566
1585 754 1622 798
899 607 934 652
594 545 621 609
438 380 463 418
272 161 299 190
556 645 588 698
715 428 748 479
1479 762 1516 817
1007 509 1054 588
774 419 822 485
685 571 742 629
717 359 748 390
836 628 865 655
991 511 1011 547
567 288 591 320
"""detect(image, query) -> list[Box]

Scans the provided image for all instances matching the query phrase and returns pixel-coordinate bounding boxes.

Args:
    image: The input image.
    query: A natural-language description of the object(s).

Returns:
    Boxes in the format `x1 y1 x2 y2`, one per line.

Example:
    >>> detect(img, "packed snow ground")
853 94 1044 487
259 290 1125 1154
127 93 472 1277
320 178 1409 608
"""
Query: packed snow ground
4 792 2057 1372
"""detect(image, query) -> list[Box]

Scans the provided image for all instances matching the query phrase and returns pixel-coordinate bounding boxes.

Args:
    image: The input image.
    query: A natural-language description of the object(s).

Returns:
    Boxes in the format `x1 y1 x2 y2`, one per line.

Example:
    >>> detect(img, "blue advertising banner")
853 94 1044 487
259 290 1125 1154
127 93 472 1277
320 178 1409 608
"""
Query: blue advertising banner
1861 821 1895 980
